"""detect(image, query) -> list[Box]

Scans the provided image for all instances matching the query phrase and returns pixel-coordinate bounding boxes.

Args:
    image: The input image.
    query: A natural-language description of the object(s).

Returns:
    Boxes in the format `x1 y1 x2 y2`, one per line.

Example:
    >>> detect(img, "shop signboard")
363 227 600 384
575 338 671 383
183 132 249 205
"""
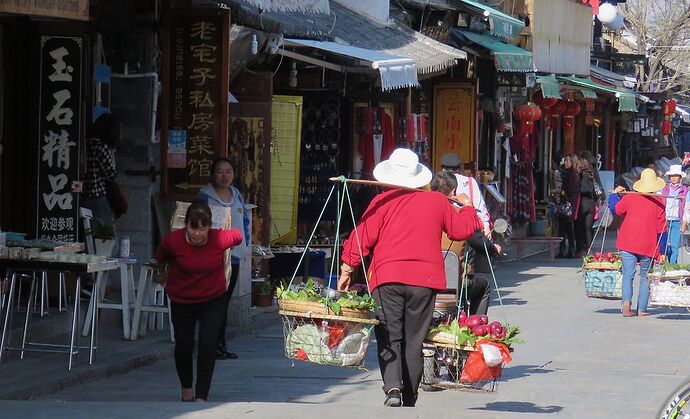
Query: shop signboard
0 0 89 21
161 8 230 199
36 36 83 242
433 85 475 171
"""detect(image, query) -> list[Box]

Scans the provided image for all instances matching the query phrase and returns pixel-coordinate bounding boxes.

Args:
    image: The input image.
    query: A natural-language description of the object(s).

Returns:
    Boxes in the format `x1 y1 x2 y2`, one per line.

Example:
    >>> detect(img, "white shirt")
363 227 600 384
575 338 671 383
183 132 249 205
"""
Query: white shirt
666 185 681 221
453 173 491 231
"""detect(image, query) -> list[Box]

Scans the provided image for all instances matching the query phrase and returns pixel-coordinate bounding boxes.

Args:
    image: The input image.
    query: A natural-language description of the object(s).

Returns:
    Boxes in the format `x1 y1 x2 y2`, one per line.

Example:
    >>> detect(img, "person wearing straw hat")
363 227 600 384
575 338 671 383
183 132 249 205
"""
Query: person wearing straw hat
609 168 667 317
338 148 482 408
661 164 688 264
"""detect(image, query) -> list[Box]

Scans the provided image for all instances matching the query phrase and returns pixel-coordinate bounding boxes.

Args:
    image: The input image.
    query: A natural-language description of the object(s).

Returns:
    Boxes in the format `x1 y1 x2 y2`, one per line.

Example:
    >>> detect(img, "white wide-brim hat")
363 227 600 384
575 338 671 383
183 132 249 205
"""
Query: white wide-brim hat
665 164 686 178
373 148 432 189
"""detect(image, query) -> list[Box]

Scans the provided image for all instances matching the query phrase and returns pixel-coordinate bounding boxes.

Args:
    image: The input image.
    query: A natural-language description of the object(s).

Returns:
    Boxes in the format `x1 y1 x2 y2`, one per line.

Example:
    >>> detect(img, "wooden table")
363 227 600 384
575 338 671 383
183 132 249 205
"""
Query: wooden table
0 258 117 370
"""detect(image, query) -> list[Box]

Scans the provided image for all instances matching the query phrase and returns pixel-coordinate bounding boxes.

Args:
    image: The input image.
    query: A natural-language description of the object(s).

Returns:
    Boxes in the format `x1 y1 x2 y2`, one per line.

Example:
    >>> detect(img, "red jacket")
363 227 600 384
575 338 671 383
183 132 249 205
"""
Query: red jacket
341 190 481 291
615 194 666 257
155 228 242 304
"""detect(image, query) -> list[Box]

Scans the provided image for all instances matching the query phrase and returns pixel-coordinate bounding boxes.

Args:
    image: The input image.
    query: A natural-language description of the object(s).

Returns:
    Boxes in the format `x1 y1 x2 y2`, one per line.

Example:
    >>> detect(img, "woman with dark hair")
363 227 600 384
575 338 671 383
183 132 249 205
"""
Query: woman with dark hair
197 157 251 360
155 202 243 402
575 157 599 256
558 155 580 258
83 113 122 223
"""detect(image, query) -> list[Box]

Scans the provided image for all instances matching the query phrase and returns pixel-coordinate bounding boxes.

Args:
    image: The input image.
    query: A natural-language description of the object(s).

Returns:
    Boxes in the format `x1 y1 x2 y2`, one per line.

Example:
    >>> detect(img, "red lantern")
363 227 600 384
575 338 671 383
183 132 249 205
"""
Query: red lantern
516 102 542 124
585 99 595 113
663 99 677 117
532 90 558 109
661 119 672 136
550 100 566 118
563 101 581 117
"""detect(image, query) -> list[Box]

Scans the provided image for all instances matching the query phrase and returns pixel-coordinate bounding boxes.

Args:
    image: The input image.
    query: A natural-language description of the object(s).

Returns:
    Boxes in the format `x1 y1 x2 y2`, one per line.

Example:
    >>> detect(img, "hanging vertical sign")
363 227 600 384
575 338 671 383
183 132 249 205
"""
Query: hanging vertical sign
161 8 230 199
36 36 83 242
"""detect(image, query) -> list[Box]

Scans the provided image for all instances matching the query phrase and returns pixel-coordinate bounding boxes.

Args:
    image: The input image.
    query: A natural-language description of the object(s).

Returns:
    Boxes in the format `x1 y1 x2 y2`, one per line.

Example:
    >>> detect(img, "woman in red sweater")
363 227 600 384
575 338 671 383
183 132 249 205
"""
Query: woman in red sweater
609 169 666 317
338 148 481 408
155 202 242 402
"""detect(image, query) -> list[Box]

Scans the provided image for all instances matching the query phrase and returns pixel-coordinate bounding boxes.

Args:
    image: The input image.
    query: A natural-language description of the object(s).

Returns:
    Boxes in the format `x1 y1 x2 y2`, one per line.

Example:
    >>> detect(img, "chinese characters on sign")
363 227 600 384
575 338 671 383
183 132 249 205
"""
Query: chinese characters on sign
36 37 82 242
163 9 229 198
0 0 89 21
433 86 474 171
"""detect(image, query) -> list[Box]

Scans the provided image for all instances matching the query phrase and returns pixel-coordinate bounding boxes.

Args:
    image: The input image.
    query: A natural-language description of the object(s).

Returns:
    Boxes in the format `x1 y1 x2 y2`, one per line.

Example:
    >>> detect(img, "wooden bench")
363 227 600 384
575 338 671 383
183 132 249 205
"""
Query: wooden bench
511 236 564 262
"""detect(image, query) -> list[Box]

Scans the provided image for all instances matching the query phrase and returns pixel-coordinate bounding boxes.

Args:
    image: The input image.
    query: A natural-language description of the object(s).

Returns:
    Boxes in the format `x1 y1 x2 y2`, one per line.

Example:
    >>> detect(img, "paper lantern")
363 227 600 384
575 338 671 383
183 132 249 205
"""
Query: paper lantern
597 3 617 24
663 99 677 117
661 120 672 136
563 101 581 118
550 100 566 118
516 102 542 124
585 99 595 113
533 90 558 108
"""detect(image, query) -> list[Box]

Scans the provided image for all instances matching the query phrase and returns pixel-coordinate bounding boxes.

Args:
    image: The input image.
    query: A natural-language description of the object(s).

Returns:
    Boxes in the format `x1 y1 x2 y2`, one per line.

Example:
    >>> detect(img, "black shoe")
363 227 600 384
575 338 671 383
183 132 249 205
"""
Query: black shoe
402 391 418 407
217 344 238 360
215 349 228 360
384 388 402 407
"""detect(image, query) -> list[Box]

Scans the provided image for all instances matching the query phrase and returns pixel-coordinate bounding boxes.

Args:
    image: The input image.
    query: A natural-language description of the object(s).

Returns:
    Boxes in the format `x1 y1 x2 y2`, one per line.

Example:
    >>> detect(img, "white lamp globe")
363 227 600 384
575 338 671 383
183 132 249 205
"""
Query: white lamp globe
606 13 624 30
597 3 617 24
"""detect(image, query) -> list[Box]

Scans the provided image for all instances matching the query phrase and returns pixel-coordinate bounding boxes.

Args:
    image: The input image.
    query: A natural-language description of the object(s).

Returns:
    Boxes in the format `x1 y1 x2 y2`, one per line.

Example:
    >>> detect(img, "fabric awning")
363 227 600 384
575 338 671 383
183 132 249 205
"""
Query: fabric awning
284 39 418 91
453 30 534 72
557 76 638 112
537 74 562 99
454 0 525 40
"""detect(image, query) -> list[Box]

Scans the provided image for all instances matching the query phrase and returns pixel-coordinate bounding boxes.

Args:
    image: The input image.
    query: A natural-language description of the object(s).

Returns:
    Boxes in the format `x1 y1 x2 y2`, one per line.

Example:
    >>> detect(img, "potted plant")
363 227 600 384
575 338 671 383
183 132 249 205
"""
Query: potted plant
255 279 274 307
91 218 116 257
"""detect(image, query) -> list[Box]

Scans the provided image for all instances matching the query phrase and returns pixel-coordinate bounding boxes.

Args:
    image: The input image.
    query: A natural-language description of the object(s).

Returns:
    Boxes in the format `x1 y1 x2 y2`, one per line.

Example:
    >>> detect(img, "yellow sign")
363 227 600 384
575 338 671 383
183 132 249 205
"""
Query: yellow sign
433 85 475 171
0 0 89 21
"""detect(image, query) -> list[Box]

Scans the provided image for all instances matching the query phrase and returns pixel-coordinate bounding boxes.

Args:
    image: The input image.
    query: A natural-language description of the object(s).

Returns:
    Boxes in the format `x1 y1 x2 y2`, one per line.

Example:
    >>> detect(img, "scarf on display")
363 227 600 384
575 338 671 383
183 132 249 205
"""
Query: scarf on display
359 108 395 179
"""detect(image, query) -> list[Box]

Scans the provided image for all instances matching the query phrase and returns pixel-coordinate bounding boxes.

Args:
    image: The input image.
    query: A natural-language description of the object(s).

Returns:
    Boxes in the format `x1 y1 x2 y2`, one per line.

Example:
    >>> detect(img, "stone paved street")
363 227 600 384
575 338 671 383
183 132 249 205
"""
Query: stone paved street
1 254 687 418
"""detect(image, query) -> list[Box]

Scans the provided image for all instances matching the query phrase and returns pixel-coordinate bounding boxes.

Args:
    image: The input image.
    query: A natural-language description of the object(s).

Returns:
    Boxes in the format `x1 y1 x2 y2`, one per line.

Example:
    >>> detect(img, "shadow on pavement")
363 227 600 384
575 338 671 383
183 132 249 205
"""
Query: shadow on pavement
469 401 563 414
501 364 554 382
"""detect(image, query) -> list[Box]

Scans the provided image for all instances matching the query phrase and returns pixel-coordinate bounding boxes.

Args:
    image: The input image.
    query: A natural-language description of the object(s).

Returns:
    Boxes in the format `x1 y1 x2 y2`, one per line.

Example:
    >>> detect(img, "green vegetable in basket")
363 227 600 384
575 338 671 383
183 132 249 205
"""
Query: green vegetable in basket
276 278 378 313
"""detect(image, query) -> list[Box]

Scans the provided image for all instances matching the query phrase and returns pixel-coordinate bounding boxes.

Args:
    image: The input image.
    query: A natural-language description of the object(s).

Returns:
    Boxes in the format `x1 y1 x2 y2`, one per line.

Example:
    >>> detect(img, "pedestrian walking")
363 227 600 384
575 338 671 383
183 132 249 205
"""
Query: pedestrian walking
337 148 481 407
661 165 687 263
155 202 243 402
608 169 666 317
197 157 251 360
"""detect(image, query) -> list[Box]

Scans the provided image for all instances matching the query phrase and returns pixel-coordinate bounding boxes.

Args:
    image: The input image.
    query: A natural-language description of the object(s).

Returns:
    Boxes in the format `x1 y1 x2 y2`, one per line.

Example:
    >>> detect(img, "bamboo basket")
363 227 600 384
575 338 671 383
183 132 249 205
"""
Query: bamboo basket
583 261 621 270
278 299 373 320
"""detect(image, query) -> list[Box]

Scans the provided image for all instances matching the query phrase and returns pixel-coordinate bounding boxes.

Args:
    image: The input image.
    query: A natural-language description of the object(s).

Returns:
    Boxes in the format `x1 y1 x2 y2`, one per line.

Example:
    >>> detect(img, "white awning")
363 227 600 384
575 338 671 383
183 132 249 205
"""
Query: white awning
283 38 419 91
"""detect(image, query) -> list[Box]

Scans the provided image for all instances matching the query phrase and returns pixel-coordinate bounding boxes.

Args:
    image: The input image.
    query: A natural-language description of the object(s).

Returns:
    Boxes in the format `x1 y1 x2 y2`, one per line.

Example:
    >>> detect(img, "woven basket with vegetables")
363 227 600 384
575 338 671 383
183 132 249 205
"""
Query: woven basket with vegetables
277 279 378 369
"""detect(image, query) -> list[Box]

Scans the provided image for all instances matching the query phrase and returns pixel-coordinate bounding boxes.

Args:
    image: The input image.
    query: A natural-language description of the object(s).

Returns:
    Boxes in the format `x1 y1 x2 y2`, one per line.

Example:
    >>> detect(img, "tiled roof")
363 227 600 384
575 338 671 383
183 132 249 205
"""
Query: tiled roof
224 0 466 75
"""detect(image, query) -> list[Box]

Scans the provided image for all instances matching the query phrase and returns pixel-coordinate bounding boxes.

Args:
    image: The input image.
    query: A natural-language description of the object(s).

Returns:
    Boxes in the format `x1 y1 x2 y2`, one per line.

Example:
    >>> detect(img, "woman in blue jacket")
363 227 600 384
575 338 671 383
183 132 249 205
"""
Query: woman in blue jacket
198 157 251 359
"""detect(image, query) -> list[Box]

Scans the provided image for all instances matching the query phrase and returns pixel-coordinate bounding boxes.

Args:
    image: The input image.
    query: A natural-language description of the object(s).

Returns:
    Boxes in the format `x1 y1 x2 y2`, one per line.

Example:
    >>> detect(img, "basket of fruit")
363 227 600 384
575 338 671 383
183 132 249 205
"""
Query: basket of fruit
277 279 379 369
421 312 521 392
582 252 622 270
583 251 623 299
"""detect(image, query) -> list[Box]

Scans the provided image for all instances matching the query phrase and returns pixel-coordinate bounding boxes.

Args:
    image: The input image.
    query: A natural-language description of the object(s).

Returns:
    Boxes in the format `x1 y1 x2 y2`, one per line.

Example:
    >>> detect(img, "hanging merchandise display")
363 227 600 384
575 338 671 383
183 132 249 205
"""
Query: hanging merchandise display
359 107 396 179
298 91 344 222
509 102 541 223
561 100 581 154
661 120 672 136
398 113 430 164
663 99 677 117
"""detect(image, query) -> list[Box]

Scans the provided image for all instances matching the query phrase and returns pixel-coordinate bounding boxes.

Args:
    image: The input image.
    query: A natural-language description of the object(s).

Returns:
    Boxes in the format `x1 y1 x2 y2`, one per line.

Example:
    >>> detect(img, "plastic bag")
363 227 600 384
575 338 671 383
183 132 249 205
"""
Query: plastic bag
460 340 512 383
481 343 503 367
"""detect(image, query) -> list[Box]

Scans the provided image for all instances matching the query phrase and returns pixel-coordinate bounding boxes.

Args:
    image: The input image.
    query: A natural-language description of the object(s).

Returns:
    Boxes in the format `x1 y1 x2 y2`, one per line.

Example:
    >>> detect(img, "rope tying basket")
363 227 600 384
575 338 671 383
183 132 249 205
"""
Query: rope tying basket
277 180 379 369
582 208 623 299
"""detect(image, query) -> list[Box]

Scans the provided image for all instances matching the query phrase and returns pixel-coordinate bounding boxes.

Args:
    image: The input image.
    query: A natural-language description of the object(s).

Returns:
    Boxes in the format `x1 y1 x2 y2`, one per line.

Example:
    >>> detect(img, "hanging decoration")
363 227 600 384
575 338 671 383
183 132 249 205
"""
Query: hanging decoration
549 100 566 130
663 98 677 117
562 100 581 154
584 99 595 126
516 102 542 136
661 98 677 138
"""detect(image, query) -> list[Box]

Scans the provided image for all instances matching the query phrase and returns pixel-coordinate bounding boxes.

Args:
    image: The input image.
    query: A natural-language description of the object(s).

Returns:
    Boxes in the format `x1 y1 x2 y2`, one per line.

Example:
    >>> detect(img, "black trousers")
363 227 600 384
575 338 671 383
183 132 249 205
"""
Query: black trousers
558 218 576 256
576 197 596 253
463 275 490 316
170 294 226 400
217 264 240 347
372 283 436 404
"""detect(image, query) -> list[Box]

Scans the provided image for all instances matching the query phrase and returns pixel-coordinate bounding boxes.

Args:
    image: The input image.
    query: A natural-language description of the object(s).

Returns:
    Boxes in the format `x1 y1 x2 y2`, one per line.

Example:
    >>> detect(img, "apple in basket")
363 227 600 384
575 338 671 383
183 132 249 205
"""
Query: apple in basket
466 315 483 328
458 311 468 326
